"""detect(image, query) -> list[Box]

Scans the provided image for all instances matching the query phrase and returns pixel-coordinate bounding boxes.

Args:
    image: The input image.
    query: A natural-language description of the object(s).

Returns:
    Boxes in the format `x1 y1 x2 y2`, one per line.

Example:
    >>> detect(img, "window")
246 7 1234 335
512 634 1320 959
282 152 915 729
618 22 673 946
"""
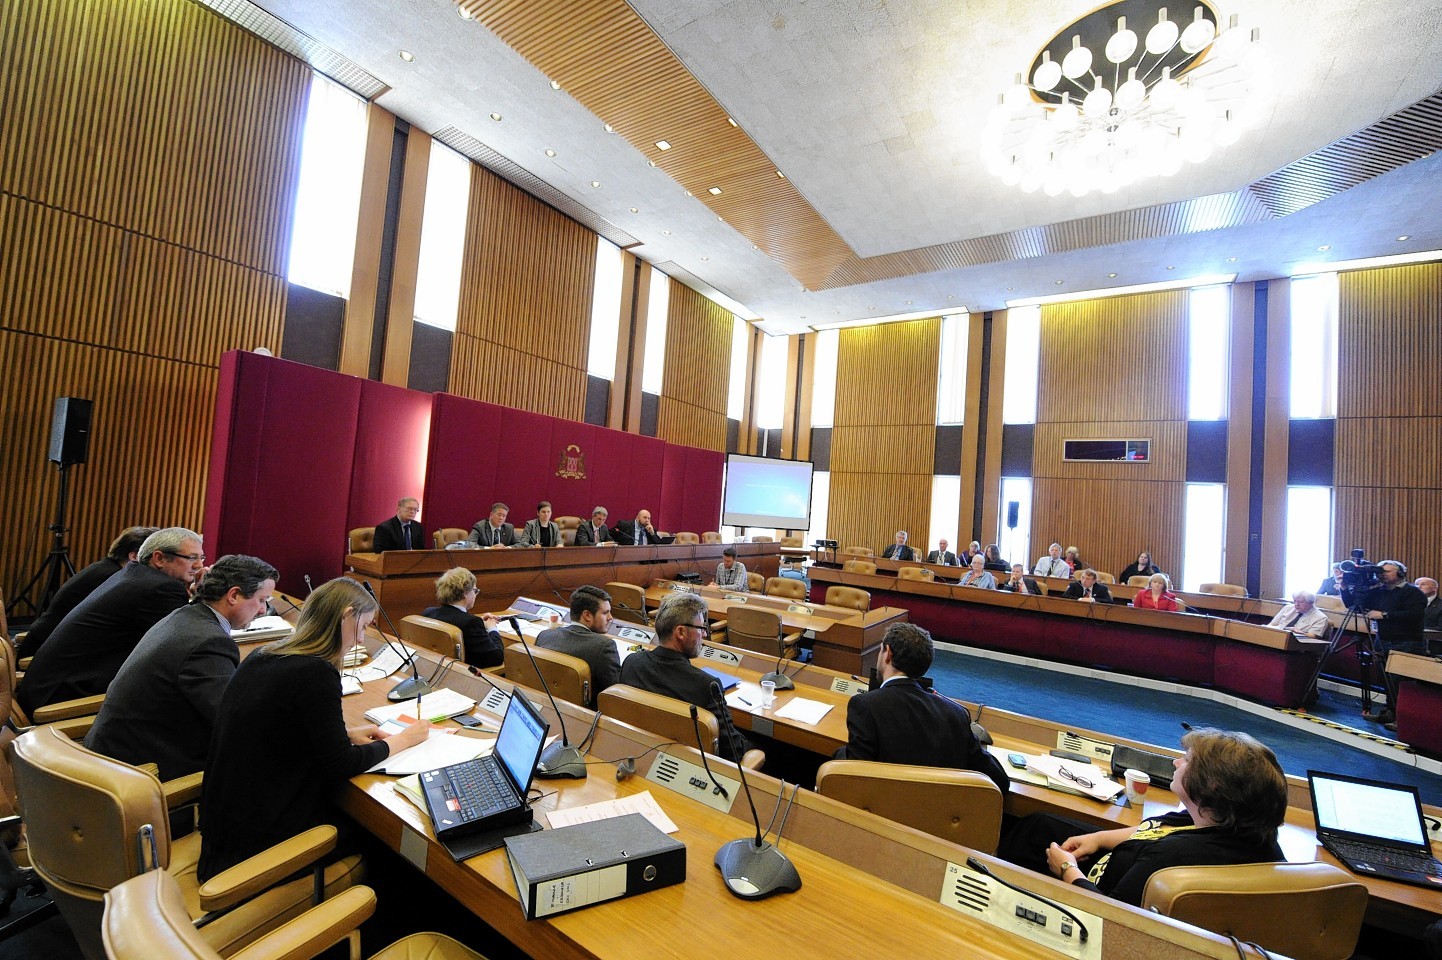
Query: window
726 315 749 420
1284 486 1334 598
754 334 788 430
1188 284 1230 420
1181 483 1226 592
1002 306 1040 424
288 74 368 298
929 476 961 555
641 269 670 394
412 143 471 330
810 329 839 427
997 477 1032 569
808 471 830 544
587 238 624 378
1290 273 1339 419
936 313 970 424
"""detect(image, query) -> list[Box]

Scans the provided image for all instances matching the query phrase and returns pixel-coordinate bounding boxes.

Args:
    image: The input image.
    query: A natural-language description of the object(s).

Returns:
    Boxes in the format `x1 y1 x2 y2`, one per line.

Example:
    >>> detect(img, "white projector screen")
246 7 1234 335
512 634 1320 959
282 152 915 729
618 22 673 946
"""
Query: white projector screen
722 454 814 530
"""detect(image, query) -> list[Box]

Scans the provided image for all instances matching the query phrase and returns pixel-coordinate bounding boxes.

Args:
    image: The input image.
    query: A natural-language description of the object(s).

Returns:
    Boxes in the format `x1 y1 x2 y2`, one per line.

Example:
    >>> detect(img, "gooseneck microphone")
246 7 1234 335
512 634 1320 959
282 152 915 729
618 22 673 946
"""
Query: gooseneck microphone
505 616 590 779
269 591 304 622
687 704 730 800
759 630 797 691
360 581 433 702
303 574 314 596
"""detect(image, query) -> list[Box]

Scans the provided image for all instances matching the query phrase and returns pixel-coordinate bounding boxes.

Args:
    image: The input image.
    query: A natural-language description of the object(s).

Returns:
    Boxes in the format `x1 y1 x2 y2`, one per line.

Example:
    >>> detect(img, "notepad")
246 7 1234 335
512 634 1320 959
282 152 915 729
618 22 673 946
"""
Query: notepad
368 730 494 776
773 697 832 725
364 688 477 725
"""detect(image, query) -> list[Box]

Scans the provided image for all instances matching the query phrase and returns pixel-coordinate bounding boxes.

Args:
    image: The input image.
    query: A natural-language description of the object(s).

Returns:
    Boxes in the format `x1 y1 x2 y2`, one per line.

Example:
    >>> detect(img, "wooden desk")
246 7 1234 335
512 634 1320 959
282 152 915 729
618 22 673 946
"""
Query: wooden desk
1388 651 1442 755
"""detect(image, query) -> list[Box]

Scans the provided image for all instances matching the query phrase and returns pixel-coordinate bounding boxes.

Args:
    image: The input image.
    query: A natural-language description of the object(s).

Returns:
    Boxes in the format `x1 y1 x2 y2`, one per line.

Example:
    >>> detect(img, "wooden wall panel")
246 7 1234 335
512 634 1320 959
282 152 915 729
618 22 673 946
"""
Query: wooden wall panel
657 281 731 451
449 164 597 420
1031 477 1185 578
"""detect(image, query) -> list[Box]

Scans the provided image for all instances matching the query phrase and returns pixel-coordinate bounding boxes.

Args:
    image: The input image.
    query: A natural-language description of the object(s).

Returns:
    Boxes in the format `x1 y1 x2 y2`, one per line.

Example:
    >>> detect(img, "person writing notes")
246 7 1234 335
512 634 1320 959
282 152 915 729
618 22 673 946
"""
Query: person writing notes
422 567 503 668
1265 590 1329 638
712 547 748 589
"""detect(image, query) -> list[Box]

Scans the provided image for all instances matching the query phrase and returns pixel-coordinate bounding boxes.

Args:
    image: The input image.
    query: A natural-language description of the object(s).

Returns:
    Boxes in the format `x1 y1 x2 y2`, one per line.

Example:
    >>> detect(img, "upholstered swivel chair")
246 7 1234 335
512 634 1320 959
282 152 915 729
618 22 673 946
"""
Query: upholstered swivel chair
843 560 877 575
1127 575 1152 587
503 644 593 707
605 582 649 626
1095 572 1116 584
723 607 803 659
841 546 875 559
433 527 469 548
815 760 1005 855
1199 582 1248 597
764 577 807 601
673 531 700 545
746 571 765 593
897 566 934 582
554 515 581 545
597 685 763 770
397 615 463 660
701 532 723 544
346 527 375 554
825 586 871 612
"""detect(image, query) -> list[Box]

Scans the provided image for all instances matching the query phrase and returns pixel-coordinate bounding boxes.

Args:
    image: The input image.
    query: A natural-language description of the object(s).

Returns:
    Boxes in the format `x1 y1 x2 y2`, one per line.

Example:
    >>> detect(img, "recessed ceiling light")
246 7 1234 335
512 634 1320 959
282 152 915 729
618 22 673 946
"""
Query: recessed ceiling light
727 117 738 127
489 112 502 121
629 207 638 213
398 50 415 62
1006 288 1013 292
716 215 723 222
752 245 759 250
776 170 786 179
655 140 672 151
1107 272 1117 278
662 230 671 236
602 124 614 133
684 190 692 197
1055 280 1064 285
1397 235 1411 241
544 149 556 157
701 256 709 261
905 300 913 305
457 4 474 20
708 186 722 195
549 79 561 90
647 160 657 167
1317 244 1331 251
1166 265 1175 270
590 180 601 188
1226 257 1238 262
947 294 955 299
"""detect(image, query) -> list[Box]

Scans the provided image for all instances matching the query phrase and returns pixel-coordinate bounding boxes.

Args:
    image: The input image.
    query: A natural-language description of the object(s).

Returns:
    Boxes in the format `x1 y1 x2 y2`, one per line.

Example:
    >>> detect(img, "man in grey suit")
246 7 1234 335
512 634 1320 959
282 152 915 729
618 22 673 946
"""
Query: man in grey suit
573 506 613 546
470 502 516 547
536 585 621 704
85 555 278 781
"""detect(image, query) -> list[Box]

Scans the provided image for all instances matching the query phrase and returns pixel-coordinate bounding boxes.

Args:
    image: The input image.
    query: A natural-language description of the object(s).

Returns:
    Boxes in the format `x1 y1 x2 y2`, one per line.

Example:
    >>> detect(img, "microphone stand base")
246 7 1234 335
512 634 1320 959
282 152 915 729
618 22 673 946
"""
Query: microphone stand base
714 838 801 899
759 671 794 690
387 678 434 702
535 742 588 779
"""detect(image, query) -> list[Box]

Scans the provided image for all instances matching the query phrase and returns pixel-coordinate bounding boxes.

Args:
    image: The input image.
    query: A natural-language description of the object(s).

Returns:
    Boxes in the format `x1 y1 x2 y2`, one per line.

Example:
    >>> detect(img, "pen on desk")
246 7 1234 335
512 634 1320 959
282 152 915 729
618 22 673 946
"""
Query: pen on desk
737 697 753 706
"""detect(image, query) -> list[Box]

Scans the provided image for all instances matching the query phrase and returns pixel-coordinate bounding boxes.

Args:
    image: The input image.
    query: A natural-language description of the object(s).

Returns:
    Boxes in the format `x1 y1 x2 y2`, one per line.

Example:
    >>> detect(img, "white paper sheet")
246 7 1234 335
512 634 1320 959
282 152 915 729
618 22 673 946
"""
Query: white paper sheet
544 791 679 834
773 697 833 725
367 730 494 775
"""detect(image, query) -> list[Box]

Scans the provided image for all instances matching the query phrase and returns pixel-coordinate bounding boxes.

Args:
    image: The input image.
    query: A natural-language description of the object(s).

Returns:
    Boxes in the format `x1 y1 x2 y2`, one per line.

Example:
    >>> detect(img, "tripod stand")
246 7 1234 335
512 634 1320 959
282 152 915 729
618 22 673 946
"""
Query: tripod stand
1304 598 1378 715
5 461 77 621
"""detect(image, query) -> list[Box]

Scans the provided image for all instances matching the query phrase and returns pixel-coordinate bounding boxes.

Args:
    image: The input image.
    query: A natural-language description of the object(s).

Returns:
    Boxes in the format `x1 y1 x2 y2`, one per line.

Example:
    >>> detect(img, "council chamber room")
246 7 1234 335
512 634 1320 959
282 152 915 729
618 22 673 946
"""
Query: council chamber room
3 1 1442 959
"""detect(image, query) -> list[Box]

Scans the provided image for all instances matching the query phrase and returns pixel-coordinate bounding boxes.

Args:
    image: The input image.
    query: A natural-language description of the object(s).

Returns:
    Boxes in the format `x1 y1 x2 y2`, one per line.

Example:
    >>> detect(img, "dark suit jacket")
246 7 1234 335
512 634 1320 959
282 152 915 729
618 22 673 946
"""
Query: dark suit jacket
17 557 125 658
839 677 1009 792
618 646 749 759
469 520 516 547
998 576 1044 595
1426 595 1442 633
882 544 917 561
422 604 503 668
536 623 621 703
84 602 239 781
17 563 190 716
573 521 612 546
925 550 959 566
613 519 659 546
518 519 562 547
1063 581 1113 603
373 516 427 551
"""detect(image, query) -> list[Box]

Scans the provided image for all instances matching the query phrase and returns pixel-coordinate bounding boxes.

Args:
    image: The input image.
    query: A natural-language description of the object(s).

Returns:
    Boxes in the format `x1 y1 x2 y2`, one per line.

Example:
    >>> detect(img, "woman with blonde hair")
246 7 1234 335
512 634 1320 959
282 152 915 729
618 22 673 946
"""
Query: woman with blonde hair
1132 572 1181 611
423 566 503 668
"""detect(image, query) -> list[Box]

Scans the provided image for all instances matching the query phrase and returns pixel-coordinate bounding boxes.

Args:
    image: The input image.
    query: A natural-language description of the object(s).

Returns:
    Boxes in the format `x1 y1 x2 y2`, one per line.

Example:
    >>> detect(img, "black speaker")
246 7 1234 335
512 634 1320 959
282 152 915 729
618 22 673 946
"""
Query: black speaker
48 397 93 465
1006 500 1019 529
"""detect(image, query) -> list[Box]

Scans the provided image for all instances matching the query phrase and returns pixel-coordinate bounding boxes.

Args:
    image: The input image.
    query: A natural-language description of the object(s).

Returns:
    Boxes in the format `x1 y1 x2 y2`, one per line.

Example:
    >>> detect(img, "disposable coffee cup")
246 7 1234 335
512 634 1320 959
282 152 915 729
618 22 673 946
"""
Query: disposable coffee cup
760 679 777 708
1124 769 1150 805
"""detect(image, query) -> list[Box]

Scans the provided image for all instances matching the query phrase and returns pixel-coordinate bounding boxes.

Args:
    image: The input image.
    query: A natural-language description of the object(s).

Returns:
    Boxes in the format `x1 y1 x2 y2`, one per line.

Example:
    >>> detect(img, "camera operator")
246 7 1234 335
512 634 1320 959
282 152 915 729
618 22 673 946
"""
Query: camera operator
1343 559 1427 727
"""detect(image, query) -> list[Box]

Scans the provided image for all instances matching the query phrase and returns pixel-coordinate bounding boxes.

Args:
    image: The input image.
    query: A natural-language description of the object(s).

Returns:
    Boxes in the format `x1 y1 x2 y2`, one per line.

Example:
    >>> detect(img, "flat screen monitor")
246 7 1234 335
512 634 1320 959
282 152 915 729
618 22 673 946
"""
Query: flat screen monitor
722 454 813 530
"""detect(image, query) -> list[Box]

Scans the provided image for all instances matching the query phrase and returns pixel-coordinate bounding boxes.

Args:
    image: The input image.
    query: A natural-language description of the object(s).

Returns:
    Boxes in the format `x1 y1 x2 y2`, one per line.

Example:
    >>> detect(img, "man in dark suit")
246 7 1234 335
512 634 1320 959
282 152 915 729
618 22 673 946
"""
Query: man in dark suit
925 539 959 566
470 502 516 547
1062 569 1113 604
17 524 157 658
881 530 916 562
17 527 206 717
998 563 1044 596
614 508 661 546
537 585 621 703
372 497 426 551
837 623 1008 792
1419 577 1442 635
573 506 613 546
84 555 278 781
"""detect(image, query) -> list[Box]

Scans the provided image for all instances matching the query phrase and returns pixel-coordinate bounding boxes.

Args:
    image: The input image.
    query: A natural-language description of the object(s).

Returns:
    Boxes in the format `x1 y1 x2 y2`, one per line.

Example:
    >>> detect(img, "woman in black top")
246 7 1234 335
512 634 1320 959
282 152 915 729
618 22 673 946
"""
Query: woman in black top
1119 551 1161 585
982 544 1010 572
422 567 504 668
197 577 429 882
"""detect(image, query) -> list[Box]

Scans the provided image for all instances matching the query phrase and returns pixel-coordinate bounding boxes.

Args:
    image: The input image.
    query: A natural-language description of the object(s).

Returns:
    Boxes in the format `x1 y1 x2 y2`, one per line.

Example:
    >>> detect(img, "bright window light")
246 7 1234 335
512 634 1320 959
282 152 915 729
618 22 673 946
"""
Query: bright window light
1002 306 1040 424
997 477 1033 568
929 475 961 554
726 315 749 420
754 334 788 429
810 329 839 427
641 268 670 394
288 74 368 298
412 143 471 330
936 313 970 425
1188 285 1230 420
1181 483 1226 592
587 237 623 378
809 471 830 543
1290 273 1338 419
1284 486 1334 598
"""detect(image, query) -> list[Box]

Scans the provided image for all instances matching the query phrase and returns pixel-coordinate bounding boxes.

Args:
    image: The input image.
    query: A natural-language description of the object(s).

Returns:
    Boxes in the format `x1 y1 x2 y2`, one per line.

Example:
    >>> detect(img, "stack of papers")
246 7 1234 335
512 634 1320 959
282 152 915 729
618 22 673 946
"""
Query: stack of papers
364 688 477 724
544 791 679 834
347 645 416 682
1025 754 1124 802
368 730 493 776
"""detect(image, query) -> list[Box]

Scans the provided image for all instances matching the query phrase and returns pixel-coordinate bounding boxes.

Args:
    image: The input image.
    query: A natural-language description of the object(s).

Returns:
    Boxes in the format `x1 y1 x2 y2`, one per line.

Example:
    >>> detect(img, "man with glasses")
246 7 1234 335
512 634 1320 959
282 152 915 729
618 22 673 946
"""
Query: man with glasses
17 527 205 716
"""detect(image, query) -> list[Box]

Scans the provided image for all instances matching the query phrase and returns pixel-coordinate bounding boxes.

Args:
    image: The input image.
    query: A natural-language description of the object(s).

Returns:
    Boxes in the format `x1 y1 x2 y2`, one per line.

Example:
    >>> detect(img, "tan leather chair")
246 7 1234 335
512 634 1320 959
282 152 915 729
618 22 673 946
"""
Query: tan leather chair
701 531 723 544
815 760 1005 855
780 535 807 572
397 615 463 660
1199 582 1248 597
897 566 934 582
1095 572 1116 584
764 577 807 601
842 546 875 558
751 536 774 543
825 586 871 612
746 571 764 593
503 643 593 707
605 582 649 626
102 868 487 960
554 515 581 545
13 725 361 960
723 607 803 658
597 685 763 769
780 535 805 549
347 527 375 553
673 531 700 545
1127 575 1152 587
433 527 468 548
843 559 877 575
1141 862 1368 960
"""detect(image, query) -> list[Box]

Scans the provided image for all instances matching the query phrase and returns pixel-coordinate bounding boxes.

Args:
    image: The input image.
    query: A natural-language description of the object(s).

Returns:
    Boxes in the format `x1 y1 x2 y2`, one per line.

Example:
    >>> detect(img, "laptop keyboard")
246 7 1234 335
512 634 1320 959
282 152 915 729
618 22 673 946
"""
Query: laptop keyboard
443 759 512 819
1329 838 1442 875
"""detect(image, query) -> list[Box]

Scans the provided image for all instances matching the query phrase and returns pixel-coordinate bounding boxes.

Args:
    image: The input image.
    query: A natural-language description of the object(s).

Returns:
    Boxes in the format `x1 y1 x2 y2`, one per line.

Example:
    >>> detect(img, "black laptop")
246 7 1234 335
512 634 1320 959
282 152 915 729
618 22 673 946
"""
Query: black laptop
1308 769 1442 889
421 692 548 841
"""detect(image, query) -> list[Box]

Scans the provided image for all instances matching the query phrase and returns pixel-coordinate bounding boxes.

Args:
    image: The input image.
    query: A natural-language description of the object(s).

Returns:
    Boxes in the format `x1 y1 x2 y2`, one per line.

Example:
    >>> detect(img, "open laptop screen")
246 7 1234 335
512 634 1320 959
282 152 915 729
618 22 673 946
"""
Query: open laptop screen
1310 771 1428 847
495 694 548 796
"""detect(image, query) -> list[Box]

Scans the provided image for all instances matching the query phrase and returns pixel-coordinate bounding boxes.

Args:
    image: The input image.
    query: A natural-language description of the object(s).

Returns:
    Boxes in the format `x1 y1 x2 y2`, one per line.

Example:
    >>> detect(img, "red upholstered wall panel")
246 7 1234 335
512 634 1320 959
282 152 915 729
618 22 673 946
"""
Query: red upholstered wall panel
348 379 432 534
422 393 504 533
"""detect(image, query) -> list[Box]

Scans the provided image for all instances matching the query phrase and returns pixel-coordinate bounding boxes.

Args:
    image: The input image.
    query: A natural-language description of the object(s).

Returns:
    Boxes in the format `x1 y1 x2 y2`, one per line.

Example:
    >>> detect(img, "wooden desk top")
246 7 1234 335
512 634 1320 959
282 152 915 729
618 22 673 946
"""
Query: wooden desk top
1388 650 1442 684
349 542 782 578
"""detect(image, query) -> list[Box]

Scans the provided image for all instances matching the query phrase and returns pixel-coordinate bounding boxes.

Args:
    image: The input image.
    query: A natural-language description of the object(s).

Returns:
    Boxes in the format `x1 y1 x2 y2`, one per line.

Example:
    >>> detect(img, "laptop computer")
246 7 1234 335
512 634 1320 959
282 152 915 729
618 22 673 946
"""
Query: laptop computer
1308 769 1442 889
421 692 549 841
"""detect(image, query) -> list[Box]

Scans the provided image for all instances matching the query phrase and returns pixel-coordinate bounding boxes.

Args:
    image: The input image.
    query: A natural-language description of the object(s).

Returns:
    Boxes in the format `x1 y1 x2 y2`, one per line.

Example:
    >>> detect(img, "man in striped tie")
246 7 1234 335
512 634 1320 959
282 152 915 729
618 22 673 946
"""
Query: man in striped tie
1033 542 1070 580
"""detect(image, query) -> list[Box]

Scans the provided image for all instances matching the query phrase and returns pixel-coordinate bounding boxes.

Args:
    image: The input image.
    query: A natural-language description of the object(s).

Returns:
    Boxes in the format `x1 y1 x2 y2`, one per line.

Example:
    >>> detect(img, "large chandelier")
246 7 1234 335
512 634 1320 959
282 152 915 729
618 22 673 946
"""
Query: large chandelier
983 2 1266 198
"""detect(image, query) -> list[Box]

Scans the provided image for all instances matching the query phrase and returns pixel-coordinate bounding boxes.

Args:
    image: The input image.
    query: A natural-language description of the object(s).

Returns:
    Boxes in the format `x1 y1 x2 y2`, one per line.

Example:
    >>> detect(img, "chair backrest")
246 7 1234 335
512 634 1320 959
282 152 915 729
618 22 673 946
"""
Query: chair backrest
433 527 468 548
897 566 934 582
746 571 764 593
1314 595 1346 613
815 760 1005 854
825 586 871 612
605 582 649 625
701 531 723 544
673 531 700 545
750 536 774 543
597 685 718 752
1199 582 1247 597
780 536 804 548
842 546 875 558
843 559 877 575
554 515 581 546
397 615 463 660
764 577 807 601
723 607 785 656
503 644 592 707
1094 572 1116 584
1127 575 1152 587
1141 862 1368 960
347 527 375 553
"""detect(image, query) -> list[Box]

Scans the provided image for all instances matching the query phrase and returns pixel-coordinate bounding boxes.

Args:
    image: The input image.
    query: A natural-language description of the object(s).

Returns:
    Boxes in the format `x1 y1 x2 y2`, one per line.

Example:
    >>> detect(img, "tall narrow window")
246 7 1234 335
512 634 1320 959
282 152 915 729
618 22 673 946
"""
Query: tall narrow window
1181 483 1226 592
412 143 471 330
587 238 623 378
1002 306 1040 424
1188 285 1230 420
726 315 749 420
1284 486 1334 598
936 313 970 424
808 471 830 542
997 477 1033 569
288 74 368 298
929 476 961 555
1290 273 1339 418
754 335 788 430
640 269 670 394
810 330 839 428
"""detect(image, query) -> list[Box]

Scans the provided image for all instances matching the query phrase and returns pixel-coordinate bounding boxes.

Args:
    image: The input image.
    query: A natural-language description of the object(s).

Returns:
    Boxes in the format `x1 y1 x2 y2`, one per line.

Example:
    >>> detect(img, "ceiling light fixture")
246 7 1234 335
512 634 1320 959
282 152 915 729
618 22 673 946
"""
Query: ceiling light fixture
590 180 601 188
655 140 672 151
1007 272 1237 307
776 170 786 179
398 50 415 62
489 112 502 121
984 2 1265 198
708 186 723 195
1226 256 1238 262
629 207 639 213
549 79 561 90
1108 272 1118 278
648 160 657 167
662 230 671 236
1397 235 1411 241
727 117 738 127
457 3 474 20
544 149 556 157
1317 244 1331 251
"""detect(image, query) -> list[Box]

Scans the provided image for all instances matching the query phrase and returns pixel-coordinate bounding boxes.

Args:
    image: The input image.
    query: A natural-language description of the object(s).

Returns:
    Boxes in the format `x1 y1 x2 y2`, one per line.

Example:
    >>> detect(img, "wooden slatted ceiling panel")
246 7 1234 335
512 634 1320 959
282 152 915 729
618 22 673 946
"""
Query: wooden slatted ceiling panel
0 0 305 602
1335 262 1442 580
449 163 595 420
657 280 731 452
459 0 852 290
827 318 940 553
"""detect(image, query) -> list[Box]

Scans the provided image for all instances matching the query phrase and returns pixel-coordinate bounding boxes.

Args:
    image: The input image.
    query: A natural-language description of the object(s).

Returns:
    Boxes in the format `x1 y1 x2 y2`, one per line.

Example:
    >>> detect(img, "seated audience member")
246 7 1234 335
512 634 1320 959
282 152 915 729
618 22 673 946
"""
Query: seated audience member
198 577 429 882
84 555 278 781
712 547 748 589
1119 551 1160 584
470 502 516 547
614 508 661 546
982 543 1009 572
371 497 425 552
18 524 157 658
537 585 621 697
17 527 204 717
925 539 959 565
574 506 613 546
1420 577 1442 633
518 500 563 548
958 555 997 589
961 540 983 565
422 567 503 668
835 623 1008 791
619 592 752 760
1033 543 1070 580
998 564 1043 596
998 728 1287 906
1063 546 1084 571
1317 562 1344 596
1063 569 1112 603
881 530 917 562
1266 590 1330 638
1132 573 1181 611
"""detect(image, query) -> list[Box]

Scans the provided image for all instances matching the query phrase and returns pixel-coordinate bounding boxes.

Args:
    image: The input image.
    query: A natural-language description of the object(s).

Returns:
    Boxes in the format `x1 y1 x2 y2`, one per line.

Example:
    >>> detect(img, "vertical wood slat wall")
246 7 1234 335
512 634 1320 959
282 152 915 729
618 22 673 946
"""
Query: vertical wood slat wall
827 318 940 552
1335 262 1442 581
0 0 307 603
1031 292 1188 580
656 280 731 451
449 165 596 420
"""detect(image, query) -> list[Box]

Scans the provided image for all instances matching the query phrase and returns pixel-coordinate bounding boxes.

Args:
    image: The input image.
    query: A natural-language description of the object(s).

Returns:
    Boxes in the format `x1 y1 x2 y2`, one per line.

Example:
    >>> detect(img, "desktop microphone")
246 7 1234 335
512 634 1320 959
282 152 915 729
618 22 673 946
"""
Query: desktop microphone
505 616 588 779
759 630 797 691
709 682 801 900
269 591 304 622
687 704 730 800
965 857 1089 944
303 574 314 596
360 581 432 702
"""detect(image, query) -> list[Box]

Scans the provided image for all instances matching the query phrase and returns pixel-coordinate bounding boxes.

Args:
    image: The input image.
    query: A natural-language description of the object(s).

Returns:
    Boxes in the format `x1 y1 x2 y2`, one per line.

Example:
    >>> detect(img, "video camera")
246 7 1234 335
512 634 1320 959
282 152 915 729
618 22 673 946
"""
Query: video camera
1336 548 1383 591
